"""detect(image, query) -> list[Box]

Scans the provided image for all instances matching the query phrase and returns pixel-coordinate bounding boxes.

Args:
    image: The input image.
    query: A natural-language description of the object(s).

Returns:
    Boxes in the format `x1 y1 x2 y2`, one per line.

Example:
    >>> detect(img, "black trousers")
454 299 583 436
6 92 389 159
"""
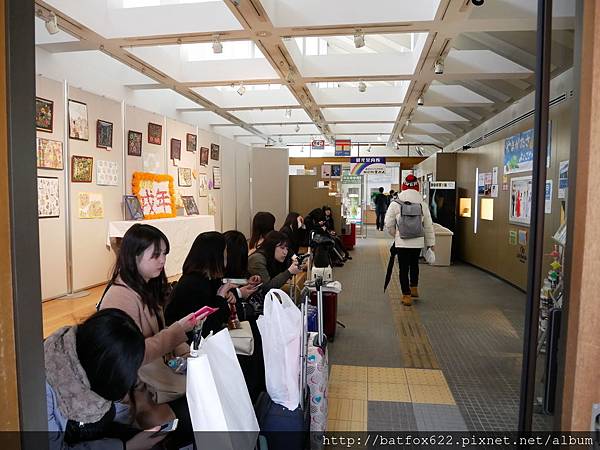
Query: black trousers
376 210 386 230
396 248 421 295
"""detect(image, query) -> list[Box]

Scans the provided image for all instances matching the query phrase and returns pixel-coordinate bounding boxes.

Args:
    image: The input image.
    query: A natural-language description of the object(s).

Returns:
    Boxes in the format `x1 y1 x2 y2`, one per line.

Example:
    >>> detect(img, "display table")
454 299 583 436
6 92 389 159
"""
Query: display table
107 216 215 277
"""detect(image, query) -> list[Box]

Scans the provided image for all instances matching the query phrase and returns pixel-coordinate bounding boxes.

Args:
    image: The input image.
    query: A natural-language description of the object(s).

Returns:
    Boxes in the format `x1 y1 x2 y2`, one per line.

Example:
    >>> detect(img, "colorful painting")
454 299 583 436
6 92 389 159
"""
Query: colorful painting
148 122 162 145
96 160 119 186
200 147 209 166
128 130 142 156
178 167 193 187
503 123 552 174
78 192 104 219
170 138 181 160
124 195 144 220
36 97 53 133
71 156 93 183
96 120 113 149
186 133 197 152
181 196 199 216
208 193 217 215
212 166 221 189
37 137 63 170
198 173 208 197
68 100 89 141
331 164 342 178
210 143 220 161
131 172 176 219
509 176 532 226
37 177 60 218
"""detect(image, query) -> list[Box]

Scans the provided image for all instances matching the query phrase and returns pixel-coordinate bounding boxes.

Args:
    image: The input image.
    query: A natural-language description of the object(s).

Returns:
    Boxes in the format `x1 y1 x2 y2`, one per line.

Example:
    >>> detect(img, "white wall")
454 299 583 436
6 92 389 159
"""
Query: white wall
251 147 289 229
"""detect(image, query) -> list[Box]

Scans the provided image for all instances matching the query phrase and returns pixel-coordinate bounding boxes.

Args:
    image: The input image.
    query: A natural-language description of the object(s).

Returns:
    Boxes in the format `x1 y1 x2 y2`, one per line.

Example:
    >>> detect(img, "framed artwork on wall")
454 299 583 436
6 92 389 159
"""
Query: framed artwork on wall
36 137 63 170
148 122 162 145
509 175 533 226
37 176 60 218
170 138 181 160
96 120 113 149
35 97 53 133
68 100 89 141
78 192 104 219
124 195 144 220
96 160 119 186
186 133 197 152
200 147 209 166
178 167 193 187
181 196 199 215
210 143 220 161
127 130 142 156
212 166 222 189
131 172 176 219
71 155 94 183
198 173 208 197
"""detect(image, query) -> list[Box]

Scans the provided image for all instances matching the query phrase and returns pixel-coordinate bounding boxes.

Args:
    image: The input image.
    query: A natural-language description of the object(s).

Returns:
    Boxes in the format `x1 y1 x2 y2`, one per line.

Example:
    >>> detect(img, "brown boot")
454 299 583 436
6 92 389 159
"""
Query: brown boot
410 286 419 298
402 294 413 306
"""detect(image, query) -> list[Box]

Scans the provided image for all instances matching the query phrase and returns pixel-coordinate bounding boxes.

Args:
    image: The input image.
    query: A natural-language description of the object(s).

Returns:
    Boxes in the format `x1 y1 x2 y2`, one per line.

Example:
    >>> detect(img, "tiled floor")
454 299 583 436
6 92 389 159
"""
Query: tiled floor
327 231 554 431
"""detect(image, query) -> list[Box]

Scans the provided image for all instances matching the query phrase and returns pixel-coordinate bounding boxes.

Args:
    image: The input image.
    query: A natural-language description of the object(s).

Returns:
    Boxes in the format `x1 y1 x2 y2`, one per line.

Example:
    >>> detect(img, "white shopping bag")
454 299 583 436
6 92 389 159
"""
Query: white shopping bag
186 329 259 450
424 248 436 264
256 289 302 411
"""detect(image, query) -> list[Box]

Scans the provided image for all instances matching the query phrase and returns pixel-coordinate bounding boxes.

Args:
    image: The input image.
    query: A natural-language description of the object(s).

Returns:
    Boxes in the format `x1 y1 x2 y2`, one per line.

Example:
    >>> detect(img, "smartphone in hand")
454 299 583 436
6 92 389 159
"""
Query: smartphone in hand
190 305 219 321
152 418 178 437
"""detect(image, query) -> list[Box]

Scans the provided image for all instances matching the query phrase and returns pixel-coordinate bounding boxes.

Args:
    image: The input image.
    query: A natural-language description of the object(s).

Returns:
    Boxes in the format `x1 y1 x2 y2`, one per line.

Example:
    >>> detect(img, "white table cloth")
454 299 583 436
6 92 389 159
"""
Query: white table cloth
107 215 215 277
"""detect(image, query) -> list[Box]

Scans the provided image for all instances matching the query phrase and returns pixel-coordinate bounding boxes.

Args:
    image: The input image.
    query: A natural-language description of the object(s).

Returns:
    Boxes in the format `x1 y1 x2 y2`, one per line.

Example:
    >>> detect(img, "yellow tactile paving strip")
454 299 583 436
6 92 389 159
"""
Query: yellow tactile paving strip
327 364 456 430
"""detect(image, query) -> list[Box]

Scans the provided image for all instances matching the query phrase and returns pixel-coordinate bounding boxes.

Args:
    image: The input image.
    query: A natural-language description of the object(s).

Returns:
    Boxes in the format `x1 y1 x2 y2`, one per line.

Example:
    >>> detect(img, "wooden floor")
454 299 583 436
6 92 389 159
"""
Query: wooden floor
42 285 104 338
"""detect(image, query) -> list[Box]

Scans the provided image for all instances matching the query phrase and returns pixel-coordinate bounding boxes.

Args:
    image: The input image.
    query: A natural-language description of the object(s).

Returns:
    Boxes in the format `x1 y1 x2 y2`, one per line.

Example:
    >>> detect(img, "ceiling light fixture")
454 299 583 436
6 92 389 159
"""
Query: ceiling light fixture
353 30 365 49
295 124 300 133
212 35 223 54
377 134 383 142
406 119 411 125
417 96 424 106
399 132 404 140
284 108 292 119
45 11 59 35
434 60 444 75
237 83 246 96
472 0 485 5
358 81 367 93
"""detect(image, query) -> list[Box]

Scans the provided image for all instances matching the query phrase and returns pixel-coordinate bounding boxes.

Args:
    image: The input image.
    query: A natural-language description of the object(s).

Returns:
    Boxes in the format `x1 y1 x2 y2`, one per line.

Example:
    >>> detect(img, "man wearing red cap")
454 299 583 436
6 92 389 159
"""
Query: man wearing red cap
384 174 435 305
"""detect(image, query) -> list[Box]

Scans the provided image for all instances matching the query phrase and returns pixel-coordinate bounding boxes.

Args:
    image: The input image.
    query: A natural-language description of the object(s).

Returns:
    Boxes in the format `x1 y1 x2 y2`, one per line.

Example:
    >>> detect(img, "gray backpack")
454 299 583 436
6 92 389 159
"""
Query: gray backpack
395 200 424 239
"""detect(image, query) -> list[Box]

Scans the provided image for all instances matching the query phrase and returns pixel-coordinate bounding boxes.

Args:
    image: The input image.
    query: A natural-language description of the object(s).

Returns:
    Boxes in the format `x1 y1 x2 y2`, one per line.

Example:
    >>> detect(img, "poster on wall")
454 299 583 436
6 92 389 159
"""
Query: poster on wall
78 192 104 219
71 156 93 183
478 172 492 196
210 144 220 161
37 176 60 218
148 123 162 145
492 167 499 185
132 172 176 219
509 230 517 246
96 120 113 149
491 185 499 198
198 173 208 197
208 193 217 215
509 175 533 226
321 164 331 178
178 167 193 187
200 147 209 166
68 100 89 141
429 181 457 232
96 160 118 186
181 196 199 215
518 229 528 246
503 123 552 174
331 164 342 178
545 180 553 214
186 133 197 152
558 160 569 199
37 138 63 170
127 131 142 156
212 166 222 189
335 139 351 157
35 97 53 133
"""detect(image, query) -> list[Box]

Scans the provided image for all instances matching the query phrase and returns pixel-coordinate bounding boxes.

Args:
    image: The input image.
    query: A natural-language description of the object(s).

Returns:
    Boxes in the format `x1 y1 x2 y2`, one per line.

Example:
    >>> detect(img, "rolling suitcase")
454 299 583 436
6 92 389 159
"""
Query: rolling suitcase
309 291 338 341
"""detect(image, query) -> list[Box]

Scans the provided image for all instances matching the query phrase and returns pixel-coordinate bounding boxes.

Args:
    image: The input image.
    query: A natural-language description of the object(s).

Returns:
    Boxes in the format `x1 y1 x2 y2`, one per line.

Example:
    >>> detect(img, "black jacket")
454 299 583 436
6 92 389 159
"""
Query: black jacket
165 273 230 338
374 193 388 212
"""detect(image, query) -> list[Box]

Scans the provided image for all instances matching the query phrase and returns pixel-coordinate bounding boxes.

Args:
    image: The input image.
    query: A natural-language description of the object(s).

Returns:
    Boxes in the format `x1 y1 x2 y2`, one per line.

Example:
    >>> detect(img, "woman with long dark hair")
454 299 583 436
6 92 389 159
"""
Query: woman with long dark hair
99 224 201 433
279 211 306 256
165 232 239 337
322 205 351 260
46 308 167 449
248 230 302 293
248 211 276 255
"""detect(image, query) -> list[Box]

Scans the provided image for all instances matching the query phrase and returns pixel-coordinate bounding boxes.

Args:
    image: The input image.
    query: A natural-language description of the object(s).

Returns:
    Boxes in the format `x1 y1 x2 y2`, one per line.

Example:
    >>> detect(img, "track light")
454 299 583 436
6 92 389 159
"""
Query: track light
212 35 223 54
406 119 411 126
284 108 292 119
45 11 59 35
278 136 283 144
434 60 444 75
417 96 424 106
377 134 383 142
367 144 372 153
353 31 365 49
237 83 246 96
399 132 404 140
358 81 366 93
295 124 300 133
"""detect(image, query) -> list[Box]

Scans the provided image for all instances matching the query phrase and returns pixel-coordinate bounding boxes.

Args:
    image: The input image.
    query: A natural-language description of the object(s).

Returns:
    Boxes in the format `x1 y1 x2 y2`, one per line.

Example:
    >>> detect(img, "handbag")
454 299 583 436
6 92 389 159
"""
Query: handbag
229 321 254 356
138 357 186 404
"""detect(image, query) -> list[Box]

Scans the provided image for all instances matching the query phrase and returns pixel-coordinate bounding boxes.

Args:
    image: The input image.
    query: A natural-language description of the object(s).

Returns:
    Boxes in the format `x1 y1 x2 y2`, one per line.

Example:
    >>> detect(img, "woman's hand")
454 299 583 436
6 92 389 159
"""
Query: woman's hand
178 313 204 332
239 283 259 299
288 261 302 275
217 282 236 298
126 426 166 450
225 291 237 305
248 275 262 285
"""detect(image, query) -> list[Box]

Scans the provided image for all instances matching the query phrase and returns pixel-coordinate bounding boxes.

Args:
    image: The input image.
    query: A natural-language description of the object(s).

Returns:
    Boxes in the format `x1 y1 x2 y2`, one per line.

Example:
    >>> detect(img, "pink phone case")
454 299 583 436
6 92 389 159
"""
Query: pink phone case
191 306 219 320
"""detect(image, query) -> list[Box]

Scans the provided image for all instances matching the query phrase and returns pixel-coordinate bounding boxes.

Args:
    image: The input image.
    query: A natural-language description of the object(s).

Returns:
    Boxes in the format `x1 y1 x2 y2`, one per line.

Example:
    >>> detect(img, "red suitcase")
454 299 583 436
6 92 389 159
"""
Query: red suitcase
309 291 338 341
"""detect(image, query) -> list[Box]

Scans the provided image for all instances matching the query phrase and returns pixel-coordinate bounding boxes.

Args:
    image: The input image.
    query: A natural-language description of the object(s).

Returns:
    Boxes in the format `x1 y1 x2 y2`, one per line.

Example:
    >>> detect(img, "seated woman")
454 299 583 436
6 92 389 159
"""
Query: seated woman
99 224 201 433
304 208 344 267
248 230 303 294
46 308 166 450
165 231 238 337
279 212 307 257
322 205 351 260
248 211 276 255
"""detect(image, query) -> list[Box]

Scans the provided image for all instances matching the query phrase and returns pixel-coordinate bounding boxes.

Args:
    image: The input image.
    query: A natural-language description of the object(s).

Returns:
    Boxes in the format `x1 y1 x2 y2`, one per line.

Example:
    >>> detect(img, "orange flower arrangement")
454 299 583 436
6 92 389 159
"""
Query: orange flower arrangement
132 172 177 219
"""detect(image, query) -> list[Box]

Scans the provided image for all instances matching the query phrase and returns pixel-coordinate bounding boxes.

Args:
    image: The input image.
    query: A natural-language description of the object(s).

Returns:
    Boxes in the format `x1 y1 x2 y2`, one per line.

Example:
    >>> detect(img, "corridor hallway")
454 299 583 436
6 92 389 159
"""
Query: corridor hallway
327 231 552 431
